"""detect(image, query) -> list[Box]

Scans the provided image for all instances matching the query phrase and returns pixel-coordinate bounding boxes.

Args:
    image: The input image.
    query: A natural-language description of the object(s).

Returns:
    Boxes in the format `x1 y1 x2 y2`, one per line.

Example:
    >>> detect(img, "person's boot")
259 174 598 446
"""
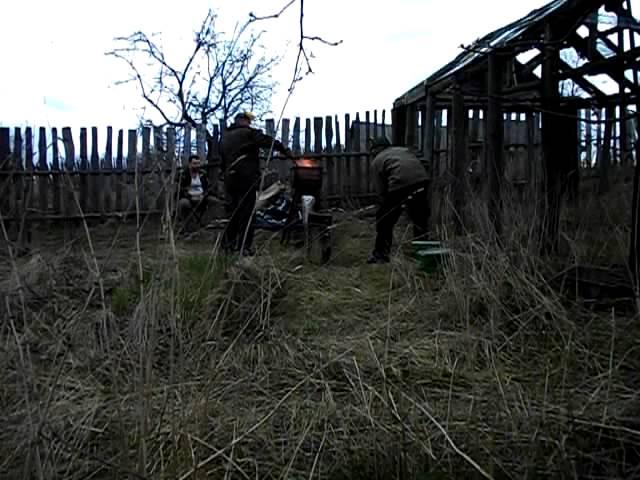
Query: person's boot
367 251 390 264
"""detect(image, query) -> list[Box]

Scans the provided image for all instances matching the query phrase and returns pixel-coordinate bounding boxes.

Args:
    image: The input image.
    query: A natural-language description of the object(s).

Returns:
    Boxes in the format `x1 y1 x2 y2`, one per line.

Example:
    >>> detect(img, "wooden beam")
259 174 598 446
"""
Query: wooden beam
541 22 562 254
569 31 640 94
451 83 467 235
558 58 608 99
487 52 504 239
558 44 640 80
423 91 435 169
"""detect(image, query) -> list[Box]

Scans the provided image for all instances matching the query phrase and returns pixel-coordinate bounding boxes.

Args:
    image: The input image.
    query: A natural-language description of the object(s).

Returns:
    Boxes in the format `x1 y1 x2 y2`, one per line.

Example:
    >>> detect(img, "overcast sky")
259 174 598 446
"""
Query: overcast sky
0 0 631 132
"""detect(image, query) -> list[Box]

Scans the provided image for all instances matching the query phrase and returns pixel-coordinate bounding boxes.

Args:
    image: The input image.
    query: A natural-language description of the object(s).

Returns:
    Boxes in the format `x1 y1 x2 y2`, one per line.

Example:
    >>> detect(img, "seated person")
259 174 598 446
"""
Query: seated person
177 154 217 227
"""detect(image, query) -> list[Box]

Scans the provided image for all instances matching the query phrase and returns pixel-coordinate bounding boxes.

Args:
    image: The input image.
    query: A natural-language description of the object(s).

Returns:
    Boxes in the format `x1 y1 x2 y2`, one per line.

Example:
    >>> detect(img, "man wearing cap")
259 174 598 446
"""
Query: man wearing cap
219 111 293 255
367 136 430 264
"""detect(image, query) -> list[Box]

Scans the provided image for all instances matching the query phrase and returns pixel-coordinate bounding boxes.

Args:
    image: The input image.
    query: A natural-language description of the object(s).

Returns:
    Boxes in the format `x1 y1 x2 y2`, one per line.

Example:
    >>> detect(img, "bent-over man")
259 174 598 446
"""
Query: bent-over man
367 136 430 264
219 111 293 256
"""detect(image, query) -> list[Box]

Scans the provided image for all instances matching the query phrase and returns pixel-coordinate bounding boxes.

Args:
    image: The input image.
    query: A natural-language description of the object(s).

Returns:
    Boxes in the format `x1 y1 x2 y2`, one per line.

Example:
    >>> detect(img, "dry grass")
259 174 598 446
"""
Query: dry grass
1 182 640 480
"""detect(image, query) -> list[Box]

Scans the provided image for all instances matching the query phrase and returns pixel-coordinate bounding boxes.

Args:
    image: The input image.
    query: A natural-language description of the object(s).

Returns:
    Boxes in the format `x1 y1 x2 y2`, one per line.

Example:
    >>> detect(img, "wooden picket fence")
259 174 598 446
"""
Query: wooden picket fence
1 106 629 225
0 111 393 222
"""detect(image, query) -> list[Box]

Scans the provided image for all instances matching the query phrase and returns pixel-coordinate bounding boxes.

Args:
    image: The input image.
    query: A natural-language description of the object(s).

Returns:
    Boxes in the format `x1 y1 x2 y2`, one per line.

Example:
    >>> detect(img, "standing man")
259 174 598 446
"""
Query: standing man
367 136 430 264
177 154 217 230
219 111 293 255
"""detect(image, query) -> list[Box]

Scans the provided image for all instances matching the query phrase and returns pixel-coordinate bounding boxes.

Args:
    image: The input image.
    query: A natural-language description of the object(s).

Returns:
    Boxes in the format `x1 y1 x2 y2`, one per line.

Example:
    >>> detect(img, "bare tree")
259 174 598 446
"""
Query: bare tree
106 0 342 166
106 9 279 163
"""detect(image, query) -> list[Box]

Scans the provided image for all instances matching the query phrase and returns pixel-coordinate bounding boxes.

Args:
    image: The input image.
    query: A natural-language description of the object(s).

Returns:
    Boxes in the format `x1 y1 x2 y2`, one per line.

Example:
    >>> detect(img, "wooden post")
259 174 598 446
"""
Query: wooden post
405 104 417 149
540 23 562 254
424 91 435 172
451 83 467 236
391 105 405 145
599 107 614 194
487 52 504 239
585 110 593 168
423 93 436 232
629 106 640 295
566 107 580 205
526 111 537 190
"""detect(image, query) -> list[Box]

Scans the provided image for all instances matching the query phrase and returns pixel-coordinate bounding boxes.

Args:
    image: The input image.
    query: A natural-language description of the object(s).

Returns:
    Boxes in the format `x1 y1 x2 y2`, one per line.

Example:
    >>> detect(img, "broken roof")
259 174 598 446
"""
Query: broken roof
394 0 616 107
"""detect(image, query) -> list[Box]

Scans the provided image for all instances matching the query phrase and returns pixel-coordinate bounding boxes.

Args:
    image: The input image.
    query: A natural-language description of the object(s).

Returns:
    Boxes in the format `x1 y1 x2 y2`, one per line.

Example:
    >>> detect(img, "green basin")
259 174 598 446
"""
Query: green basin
415 247 451 273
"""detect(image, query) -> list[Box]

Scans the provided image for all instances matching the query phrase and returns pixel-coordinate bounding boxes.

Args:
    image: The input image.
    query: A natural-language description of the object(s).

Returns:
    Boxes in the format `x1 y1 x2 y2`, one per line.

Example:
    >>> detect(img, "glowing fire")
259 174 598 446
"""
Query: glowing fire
295 158 317 168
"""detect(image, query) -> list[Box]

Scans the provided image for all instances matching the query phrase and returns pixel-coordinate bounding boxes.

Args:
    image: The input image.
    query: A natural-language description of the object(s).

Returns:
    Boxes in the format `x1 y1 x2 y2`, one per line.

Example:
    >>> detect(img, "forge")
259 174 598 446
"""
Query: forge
280 157 333 264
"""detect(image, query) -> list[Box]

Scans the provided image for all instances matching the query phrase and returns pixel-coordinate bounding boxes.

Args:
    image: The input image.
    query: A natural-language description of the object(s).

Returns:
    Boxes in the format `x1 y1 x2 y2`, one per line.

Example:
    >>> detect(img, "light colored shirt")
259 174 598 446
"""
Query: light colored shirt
188 174 204 200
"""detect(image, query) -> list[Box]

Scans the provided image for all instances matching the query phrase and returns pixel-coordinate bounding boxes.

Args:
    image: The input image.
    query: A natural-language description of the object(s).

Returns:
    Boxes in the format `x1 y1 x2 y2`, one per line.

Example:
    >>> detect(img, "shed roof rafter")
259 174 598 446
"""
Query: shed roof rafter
394 0 637 109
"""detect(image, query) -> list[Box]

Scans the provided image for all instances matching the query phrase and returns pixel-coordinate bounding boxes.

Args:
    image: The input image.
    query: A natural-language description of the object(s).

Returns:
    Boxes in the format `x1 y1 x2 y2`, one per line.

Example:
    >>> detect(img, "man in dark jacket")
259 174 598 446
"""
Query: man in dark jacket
367 136 430 264
176 154 217 228
219 111 293 255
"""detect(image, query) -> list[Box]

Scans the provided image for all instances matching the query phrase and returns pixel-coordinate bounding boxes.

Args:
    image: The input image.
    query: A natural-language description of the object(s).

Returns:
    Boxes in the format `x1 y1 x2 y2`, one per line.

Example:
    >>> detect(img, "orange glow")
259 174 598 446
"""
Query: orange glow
295 158 318 168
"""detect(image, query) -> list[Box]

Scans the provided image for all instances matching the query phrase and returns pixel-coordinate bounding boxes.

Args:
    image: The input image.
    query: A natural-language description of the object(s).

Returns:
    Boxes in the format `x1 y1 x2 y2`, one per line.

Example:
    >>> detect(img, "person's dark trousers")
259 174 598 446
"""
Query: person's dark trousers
373 181 430 258
223 176 258 253
178 197 212 231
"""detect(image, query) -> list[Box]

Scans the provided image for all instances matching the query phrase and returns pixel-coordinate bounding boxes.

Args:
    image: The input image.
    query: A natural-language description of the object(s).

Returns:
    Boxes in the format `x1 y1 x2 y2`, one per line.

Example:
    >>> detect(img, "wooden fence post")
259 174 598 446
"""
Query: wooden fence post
127 129 138 214
52 128 61 215
91 126 101 213
61 127 75 217
104 126 113 213
79 127 89 213
292 117 301 154
37 127 48 217
0 128 10 216
304 119 312 153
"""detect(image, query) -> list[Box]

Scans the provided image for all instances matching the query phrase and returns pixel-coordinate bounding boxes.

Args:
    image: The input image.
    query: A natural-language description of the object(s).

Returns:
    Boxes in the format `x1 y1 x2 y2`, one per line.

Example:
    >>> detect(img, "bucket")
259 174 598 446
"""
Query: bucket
414 247 451 273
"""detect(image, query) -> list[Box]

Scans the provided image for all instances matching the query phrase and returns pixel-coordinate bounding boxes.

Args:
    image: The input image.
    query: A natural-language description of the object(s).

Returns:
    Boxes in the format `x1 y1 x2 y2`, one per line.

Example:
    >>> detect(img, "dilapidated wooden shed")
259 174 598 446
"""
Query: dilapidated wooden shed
391 0 640 272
